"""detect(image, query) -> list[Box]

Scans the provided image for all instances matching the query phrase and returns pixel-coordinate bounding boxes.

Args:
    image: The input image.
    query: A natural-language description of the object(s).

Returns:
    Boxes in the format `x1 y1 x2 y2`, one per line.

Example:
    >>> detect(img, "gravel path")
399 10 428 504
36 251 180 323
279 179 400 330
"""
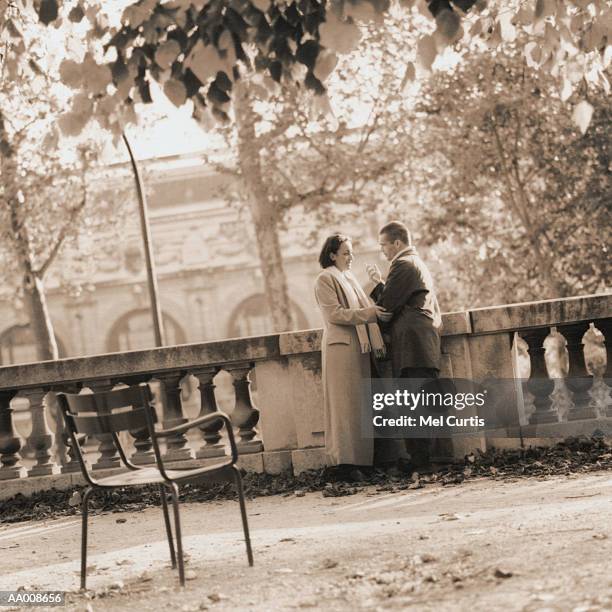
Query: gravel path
1 470 611 611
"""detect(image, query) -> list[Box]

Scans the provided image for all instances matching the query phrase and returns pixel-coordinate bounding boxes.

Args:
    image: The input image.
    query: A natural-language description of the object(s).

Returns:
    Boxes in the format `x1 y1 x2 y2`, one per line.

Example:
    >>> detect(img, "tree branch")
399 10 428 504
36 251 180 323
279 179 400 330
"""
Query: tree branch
36 170 88 277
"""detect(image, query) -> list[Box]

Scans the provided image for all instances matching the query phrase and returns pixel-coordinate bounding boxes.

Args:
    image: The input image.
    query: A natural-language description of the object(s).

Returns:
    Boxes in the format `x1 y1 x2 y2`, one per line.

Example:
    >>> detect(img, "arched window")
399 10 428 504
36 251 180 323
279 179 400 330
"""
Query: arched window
0 325 67 365
227 294 309 339
106 309 187 352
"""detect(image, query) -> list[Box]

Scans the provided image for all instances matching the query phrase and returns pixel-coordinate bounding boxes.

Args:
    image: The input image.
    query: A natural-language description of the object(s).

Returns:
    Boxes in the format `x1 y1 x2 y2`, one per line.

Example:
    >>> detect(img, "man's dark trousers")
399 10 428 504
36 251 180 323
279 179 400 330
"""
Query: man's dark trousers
401 366 439 468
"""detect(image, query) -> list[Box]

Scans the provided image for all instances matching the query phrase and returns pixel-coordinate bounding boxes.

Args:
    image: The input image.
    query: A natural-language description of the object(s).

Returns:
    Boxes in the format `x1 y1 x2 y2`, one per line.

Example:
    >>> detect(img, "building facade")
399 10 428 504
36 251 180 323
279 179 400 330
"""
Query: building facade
0 151 384 365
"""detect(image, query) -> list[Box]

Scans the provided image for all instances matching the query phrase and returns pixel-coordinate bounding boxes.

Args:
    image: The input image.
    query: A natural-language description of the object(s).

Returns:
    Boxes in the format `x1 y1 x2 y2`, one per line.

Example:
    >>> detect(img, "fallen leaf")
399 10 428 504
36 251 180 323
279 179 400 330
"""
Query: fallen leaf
115 559 132 566
494 568 513 579
207 593 224 602
68 491 82 507
572 100 594 135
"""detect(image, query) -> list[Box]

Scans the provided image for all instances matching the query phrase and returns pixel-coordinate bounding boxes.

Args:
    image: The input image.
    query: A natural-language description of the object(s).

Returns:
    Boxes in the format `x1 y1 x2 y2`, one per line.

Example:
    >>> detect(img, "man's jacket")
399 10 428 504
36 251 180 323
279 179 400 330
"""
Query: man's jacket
371 247 441 374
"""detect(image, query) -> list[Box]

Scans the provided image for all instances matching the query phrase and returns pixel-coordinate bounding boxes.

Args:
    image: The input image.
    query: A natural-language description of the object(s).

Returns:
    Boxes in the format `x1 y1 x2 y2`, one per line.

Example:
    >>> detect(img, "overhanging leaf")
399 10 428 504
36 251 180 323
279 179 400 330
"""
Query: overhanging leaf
155 39 181 69
38 0 59 26
313 49 338 83
436 9 460 42
185 40 230 85
344 0 380 24
58 111 89 137
59 59 83 88
319 13 362 55
68 3 85 23
417 34 437 71
252 0 271 12
164 79 187 107
82 55 113 95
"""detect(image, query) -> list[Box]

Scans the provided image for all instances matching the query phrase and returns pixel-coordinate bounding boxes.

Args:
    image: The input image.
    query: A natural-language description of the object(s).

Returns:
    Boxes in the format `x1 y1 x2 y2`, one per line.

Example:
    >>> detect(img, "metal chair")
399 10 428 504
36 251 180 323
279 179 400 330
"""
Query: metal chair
57 384 253 589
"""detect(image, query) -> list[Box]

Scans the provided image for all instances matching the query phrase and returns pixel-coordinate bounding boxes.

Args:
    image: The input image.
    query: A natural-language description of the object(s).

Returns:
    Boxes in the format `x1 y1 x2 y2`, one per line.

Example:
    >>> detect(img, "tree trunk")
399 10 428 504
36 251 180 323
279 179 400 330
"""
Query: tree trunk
233 81 294 332
490 122 567 298
22 272 58 361
0 110 59 361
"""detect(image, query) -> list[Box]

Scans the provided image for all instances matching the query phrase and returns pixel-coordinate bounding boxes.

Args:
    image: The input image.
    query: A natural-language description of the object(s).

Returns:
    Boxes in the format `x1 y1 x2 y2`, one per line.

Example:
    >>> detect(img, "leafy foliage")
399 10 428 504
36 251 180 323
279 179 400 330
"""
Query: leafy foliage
20 0 610 137
0 7 131 359
412 46 611 308
198 15 419 329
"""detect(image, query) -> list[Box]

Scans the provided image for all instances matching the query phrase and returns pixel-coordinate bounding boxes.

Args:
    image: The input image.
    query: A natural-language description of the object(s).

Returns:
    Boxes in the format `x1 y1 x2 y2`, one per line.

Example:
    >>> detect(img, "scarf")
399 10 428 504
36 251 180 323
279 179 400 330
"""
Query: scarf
328 265 386 356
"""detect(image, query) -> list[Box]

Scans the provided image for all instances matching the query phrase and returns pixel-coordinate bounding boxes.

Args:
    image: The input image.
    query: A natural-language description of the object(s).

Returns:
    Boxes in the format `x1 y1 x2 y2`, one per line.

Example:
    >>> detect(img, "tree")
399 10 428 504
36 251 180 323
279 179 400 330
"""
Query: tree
32 0 609 139
9 0 609 332
198 16 418 330
0 8 127 361
411 45 611 308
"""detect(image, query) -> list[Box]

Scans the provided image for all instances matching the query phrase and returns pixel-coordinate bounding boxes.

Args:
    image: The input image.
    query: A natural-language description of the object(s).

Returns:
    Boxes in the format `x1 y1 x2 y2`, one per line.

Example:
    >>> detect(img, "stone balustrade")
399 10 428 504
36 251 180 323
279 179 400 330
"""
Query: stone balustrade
0 293 610 497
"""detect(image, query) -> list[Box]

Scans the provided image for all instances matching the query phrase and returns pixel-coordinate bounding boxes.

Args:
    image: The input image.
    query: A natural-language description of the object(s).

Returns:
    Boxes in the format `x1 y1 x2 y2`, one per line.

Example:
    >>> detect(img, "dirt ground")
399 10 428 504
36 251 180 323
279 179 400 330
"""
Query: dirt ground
1 471 611 612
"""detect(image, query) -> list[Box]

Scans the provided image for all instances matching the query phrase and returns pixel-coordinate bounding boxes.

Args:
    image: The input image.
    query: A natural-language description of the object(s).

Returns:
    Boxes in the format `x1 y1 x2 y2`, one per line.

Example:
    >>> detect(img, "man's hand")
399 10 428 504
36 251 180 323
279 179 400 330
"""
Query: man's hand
374 305 392 322
366 263 382 284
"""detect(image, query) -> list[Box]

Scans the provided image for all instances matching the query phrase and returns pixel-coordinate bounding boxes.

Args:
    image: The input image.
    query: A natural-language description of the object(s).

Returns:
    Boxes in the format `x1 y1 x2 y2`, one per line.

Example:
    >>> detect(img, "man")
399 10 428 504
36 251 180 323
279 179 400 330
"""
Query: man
368 221 442 379
367 221 443 467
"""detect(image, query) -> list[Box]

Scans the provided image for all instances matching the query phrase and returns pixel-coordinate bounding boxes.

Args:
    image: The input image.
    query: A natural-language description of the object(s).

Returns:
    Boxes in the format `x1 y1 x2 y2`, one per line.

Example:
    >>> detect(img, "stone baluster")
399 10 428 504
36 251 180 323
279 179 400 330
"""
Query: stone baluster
87 380 122 471
561 323 596 421
49 387 85 474
522 329 557 425
0 390 25 480
599 320 612 417
512 333 534 425
22 388 58 477
193 367 225 459
226 363 263 454
156 372 192 462
122 377 156 465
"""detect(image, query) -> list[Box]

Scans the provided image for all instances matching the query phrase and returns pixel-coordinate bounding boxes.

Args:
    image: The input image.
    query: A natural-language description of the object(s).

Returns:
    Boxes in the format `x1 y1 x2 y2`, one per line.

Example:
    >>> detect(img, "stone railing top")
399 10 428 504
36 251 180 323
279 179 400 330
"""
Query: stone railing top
0 293 609 392
0 334 280 392
468 293 612 334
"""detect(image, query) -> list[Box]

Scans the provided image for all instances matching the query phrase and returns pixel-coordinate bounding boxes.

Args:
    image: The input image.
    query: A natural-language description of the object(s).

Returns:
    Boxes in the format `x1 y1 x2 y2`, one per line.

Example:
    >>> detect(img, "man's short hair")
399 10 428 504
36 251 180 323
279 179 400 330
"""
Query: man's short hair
380 221 411 245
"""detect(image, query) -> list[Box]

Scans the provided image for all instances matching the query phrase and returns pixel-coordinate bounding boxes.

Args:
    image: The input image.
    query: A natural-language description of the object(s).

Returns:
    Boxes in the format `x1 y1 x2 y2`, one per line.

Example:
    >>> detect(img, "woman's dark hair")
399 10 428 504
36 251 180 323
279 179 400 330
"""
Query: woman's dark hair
318 234 350 268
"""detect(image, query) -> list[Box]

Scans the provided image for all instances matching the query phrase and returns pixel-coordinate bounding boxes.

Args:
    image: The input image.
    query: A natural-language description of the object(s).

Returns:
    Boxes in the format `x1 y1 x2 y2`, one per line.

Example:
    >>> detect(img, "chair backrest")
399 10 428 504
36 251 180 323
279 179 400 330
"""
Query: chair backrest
57 384 158 480
59 385 157 435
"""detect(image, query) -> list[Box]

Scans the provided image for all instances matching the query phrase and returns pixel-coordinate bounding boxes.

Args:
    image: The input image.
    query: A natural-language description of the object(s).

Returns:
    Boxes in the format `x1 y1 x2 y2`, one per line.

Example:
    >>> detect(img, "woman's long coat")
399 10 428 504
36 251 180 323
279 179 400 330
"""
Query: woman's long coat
314 268 377 466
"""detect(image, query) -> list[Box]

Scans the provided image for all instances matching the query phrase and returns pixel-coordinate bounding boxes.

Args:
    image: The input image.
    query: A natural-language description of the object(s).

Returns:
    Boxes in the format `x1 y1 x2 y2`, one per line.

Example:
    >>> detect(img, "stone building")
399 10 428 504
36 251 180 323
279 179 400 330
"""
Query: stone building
0 151 382 366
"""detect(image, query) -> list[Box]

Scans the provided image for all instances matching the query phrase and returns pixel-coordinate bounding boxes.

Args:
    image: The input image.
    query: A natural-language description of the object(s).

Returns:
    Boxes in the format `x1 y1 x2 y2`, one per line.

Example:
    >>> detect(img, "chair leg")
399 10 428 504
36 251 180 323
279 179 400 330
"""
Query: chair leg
232 465 253 567
80 487 94 590
169 483 185 586
159 484 176 568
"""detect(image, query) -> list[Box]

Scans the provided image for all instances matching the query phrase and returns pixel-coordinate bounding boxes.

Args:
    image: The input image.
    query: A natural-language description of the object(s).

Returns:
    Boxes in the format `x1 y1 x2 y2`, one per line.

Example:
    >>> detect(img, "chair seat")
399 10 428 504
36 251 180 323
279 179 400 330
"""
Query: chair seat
95 461 234 487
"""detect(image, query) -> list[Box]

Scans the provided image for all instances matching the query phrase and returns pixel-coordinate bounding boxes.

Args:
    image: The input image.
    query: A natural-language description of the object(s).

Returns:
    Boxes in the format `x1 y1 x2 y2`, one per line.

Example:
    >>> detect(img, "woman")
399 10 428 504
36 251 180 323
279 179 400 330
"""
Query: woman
315 234 391 473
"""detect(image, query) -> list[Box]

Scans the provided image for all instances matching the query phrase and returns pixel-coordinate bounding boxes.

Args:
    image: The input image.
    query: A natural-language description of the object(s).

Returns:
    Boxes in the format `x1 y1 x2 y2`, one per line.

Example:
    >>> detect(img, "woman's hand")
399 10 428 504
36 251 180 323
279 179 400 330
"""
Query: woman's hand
375 305 392 322
366 263 382 284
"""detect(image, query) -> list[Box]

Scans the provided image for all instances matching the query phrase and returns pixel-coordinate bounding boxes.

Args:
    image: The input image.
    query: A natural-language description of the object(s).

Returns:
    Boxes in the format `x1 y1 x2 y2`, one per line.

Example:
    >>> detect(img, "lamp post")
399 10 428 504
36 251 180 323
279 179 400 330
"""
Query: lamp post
122 133 165 347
